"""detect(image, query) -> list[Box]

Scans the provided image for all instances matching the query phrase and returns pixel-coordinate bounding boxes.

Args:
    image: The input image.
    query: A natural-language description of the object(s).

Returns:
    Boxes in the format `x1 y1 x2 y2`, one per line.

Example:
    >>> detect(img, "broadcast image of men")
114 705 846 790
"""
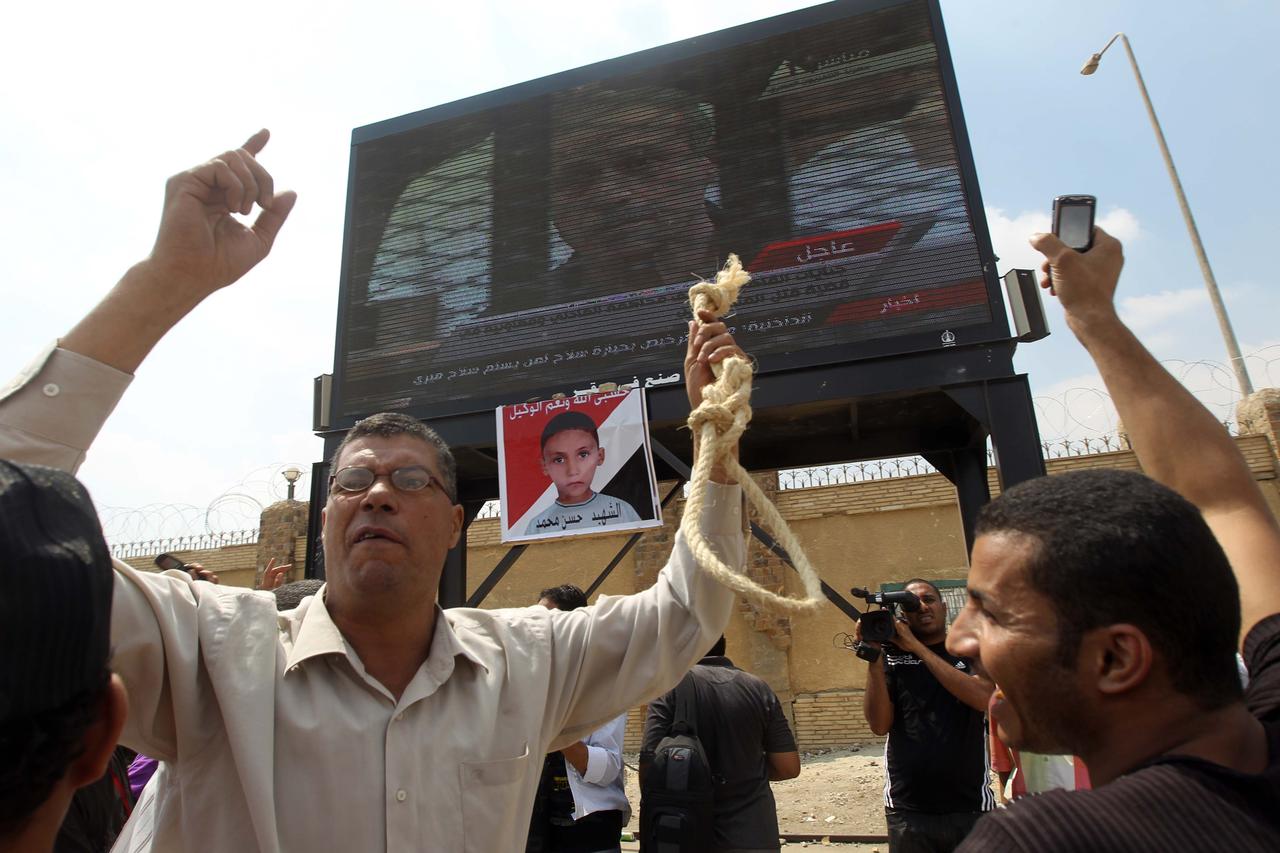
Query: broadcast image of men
859 579 994 853
500 83 720 314
784 96 972 254
365 132 495 342
366 81 718 339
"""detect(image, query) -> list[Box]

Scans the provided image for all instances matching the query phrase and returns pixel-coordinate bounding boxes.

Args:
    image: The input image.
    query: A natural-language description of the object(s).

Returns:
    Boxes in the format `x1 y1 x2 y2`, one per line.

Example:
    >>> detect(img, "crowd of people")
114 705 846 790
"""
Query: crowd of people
1 131 1278 853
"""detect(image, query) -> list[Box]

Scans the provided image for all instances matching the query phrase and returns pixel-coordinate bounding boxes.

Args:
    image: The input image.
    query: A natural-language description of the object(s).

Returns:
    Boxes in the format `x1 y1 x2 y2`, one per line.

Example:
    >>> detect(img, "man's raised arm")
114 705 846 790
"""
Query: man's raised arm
1032 227 1280 636
62 129 295 374
0 130 294 471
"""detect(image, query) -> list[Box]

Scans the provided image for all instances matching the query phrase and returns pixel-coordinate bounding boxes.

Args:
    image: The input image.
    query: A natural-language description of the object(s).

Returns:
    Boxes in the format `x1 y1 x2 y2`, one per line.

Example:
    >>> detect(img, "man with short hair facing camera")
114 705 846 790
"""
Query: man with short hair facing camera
948 228 1280 850
859 578 994 853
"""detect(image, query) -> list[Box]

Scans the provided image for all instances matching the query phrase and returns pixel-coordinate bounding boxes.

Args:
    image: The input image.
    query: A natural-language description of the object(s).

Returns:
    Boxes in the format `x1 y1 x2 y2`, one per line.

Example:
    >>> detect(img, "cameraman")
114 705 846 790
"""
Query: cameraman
859 578 994 853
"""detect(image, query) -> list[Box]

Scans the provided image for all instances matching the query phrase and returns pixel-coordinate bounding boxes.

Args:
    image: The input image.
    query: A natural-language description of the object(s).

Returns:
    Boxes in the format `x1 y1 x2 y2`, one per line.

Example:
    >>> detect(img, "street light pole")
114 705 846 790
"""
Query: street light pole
1082 33 1254 397
282 466 303 501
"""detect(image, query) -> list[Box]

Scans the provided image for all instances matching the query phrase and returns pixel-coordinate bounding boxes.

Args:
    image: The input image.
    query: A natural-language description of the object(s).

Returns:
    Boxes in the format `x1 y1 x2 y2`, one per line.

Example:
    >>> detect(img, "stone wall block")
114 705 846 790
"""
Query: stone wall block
1238 388 1280 460
256 499 309 587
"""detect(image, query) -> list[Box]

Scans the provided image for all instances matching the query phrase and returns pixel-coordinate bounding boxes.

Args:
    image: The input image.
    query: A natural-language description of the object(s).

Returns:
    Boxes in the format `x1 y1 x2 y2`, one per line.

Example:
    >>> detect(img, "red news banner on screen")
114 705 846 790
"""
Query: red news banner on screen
497 388 662 543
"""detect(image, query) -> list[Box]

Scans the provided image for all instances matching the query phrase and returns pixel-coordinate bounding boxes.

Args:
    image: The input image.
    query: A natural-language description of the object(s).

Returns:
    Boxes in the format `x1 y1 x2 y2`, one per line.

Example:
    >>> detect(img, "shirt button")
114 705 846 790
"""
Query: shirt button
395 789 407 802
395 712 404 722
42 383 60 397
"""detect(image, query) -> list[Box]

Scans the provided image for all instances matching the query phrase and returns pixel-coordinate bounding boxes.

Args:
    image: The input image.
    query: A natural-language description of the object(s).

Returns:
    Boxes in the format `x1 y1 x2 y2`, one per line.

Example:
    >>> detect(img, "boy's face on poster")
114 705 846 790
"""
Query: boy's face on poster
540 428 605 504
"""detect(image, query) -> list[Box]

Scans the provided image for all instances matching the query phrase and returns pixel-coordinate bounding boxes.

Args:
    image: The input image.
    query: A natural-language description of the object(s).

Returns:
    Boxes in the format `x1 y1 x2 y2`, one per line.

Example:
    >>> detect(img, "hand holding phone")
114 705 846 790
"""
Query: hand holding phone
1052 195 1096 251
154 553 187 573
155 552 220 583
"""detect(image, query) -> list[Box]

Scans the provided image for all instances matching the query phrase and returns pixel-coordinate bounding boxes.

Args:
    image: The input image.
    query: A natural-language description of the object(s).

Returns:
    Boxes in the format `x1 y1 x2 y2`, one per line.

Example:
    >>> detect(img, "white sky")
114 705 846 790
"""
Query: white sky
2 0 1277 539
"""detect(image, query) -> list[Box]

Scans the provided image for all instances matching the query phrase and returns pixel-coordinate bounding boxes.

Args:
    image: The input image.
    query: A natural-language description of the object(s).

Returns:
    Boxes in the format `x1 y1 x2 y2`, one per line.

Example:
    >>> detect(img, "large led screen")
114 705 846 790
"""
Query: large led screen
333 0 1002 425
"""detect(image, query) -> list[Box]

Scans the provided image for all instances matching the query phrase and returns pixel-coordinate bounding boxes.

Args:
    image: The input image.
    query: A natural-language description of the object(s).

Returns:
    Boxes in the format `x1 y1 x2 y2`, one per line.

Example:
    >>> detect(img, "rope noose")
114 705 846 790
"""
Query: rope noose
680 254 824 613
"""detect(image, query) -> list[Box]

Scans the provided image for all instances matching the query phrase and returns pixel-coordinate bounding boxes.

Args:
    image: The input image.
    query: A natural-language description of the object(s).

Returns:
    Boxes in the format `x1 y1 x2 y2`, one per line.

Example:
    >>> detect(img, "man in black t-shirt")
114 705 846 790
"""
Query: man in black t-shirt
860 579 994 852
944 227 1280 851
641 636 801 853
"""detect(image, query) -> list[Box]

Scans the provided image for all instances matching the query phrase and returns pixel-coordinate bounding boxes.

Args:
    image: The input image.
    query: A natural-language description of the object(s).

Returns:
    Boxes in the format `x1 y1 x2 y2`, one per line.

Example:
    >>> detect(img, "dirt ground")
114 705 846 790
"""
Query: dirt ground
622 744 889 847
771 745 889 837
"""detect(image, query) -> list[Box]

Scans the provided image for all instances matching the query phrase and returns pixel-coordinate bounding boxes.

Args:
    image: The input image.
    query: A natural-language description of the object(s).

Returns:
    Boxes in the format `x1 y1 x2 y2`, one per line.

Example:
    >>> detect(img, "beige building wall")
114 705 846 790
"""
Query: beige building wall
110 434 1280 750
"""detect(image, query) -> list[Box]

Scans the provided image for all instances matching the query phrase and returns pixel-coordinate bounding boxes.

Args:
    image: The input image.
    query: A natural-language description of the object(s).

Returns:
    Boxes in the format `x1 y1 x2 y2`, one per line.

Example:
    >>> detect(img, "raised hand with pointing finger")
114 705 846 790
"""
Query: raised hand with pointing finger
149 129 296 301
60 130 296 375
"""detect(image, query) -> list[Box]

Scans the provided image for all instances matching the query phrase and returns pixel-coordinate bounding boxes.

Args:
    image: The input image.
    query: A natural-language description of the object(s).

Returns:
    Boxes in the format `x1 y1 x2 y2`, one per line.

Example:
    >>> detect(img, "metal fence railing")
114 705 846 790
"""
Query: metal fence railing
1039 435 1129 459
774 427 1205 492
110 529 260 560
779 455 939 489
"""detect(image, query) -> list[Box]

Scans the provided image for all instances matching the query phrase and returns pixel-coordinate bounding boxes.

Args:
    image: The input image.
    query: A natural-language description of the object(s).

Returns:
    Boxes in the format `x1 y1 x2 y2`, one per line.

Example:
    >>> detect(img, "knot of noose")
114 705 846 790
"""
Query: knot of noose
680 255 824 613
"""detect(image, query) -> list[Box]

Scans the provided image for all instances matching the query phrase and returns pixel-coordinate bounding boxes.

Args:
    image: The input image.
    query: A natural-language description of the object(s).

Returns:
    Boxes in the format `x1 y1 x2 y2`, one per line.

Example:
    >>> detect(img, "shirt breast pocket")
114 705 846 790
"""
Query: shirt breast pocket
459 743 533 852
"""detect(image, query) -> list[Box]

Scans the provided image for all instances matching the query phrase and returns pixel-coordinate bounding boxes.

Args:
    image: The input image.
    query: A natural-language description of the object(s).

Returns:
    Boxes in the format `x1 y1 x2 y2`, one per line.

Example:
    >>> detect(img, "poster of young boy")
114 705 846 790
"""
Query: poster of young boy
497 388 662 542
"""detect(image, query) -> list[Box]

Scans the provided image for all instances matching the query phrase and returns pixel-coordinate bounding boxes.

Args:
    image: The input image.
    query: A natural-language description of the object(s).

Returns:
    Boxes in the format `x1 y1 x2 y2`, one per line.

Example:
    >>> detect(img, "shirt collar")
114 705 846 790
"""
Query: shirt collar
396 607 492 708
284 586 347 672
285 590 488 678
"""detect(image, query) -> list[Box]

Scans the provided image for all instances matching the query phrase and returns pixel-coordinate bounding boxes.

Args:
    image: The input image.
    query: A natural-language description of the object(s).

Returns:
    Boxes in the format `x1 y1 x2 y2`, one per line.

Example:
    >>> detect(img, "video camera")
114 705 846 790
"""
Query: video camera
849 586 921 663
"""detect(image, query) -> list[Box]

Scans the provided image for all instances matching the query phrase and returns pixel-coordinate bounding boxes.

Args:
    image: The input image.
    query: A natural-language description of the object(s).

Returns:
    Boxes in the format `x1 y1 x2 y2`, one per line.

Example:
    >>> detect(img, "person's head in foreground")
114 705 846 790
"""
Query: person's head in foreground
948 468 1241 769
539 411 605 505
0 460 127 852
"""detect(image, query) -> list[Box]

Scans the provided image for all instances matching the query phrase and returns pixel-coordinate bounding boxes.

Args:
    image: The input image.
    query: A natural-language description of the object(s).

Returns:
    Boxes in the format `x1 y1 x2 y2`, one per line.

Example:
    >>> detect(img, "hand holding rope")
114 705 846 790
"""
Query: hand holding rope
680 255 824 612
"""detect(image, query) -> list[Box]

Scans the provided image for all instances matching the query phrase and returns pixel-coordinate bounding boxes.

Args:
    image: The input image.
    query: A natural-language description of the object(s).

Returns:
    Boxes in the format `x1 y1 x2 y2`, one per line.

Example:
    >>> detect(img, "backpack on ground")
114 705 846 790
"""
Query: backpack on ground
639 673 716 852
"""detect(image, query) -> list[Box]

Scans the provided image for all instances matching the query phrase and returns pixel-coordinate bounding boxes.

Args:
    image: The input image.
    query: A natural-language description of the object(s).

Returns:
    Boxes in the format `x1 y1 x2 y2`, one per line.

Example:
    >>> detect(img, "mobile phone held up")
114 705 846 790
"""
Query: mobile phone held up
1052 195 1096 251
154 553 187 573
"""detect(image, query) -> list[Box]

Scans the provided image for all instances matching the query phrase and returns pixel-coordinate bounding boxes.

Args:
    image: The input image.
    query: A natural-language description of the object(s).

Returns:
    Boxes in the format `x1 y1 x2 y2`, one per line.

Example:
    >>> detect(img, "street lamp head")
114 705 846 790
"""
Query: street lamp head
282 465 304 501
1083 33 1124 75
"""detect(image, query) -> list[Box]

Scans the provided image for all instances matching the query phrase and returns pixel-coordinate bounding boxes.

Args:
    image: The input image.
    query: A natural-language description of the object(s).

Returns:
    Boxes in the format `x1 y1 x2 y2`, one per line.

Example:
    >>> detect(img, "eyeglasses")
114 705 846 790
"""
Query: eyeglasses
329 465 448 498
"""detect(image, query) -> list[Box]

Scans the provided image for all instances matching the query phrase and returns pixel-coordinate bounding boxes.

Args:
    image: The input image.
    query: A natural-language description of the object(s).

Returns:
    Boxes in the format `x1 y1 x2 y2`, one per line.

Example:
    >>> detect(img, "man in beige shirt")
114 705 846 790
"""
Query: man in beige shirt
0 131 750 852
